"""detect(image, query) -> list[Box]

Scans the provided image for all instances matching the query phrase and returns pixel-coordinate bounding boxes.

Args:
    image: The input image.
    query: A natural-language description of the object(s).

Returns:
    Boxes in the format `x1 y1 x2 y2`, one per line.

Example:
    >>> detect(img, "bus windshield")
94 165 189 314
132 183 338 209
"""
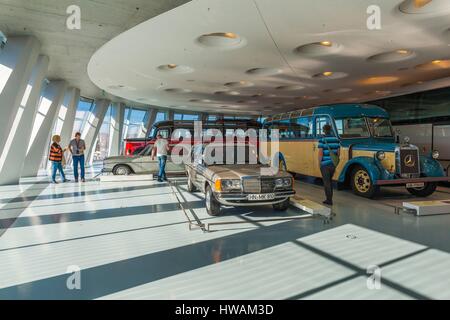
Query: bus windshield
334 117 370 138
367 117 394 138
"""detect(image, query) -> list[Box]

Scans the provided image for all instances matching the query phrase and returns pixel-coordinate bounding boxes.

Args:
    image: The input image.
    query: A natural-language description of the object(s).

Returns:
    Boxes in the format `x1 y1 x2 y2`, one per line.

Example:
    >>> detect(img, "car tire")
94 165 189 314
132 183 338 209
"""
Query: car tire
205 185 220 216
273 198 290 211
113 165 131 176
350 165 379 198
187 174 197 192
406 182 437 197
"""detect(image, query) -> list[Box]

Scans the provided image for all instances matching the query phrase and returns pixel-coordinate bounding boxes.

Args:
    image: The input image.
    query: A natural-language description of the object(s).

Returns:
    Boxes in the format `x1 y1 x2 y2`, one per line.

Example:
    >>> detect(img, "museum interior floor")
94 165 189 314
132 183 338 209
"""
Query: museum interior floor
1 167 450 300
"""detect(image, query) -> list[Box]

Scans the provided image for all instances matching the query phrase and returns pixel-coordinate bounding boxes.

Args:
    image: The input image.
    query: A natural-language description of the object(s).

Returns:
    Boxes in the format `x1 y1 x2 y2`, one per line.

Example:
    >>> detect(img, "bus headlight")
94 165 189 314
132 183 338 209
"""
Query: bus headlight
432 150 440 159
376 151 386 161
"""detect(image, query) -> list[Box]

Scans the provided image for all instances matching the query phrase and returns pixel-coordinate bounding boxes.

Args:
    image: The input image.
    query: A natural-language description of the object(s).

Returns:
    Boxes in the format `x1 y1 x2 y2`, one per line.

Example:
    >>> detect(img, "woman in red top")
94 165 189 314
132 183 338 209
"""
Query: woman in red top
49 135 69 184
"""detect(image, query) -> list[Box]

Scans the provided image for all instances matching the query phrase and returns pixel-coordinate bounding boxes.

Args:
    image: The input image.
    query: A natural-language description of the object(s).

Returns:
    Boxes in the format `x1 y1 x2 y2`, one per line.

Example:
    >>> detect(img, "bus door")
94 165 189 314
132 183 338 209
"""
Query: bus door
313 116 334 177
289 117 314 175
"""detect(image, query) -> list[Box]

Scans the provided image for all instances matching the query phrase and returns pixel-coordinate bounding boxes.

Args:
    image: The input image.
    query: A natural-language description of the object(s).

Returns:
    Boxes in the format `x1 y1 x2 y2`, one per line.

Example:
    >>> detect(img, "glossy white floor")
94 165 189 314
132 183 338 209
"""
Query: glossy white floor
1 166 450 300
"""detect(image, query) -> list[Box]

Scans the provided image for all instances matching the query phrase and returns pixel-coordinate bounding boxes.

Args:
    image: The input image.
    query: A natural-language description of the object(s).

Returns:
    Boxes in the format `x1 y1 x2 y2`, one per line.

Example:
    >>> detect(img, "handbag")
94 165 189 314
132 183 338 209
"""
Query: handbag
324 139 340 167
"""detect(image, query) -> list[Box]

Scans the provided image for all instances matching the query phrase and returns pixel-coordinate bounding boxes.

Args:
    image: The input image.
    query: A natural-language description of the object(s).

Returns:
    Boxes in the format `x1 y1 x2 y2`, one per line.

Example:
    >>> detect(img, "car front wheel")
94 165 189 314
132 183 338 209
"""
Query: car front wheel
113 165 131 176
187 174 197 192
205 185 221 216
406 182 437 197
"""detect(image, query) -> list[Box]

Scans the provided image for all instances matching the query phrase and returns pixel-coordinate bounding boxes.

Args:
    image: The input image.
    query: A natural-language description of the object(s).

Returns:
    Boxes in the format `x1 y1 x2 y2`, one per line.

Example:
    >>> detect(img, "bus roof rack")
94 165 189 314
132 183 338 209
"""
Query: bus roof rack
265 107 316 123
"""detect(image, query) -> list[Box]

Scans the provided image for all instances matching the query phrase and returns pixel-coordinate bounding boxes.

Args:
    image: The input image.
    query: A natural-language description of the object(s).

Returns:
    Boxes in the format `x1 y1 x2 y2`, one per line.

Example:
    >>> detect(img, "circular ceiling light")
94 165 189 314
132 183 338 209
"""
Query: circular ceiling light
276 85 305 91
246 68 283 76
296 95 319 100
367 49 416 63
157 64 194 74
313 71 348 79
375 90 392 95
197 32 246 49
164 88 192 94
189 99 211 103
295 41 342 56
399 0 450 14
360 76 399 85
415 59 450 70
224 81 254 88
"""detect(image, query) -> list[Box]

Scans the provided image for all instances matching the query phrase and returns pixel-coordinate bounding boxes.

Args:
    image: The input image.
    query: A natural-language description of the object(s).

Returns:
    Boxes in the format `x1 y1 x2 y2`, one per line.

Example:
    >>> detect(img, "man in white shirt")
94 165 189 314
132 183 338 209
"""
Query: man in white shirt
152 133 170 182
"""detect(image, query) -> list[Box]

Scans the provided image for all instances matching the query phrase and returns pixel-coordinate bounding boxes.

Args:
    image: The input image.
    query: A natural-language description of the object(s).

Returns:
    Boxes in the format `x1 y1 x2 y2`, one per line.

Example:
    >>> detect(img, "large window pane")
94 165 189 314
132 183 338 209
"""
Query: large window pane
125 108 147 139
93 105 112 161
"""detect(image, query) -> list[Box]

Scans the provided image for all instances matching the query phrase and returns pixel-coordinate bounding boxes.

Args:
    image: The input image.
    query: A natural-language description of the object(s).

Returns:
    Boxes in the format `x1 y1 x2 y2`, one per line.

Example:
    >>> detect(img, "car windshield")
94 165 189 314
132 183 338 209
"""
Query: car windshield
334 117 370 138
200 144 260 165
367 117 394 138
138 145 152 156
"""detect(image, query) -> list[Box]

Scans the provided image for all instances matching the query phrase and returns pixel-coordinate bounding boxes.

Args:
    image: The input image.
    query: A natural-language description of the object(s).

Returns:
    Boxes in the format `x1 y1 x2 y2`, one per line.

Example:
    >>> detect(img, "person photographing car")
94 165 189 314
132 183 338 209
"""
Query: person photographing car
152 133 170 182
318 124 340 206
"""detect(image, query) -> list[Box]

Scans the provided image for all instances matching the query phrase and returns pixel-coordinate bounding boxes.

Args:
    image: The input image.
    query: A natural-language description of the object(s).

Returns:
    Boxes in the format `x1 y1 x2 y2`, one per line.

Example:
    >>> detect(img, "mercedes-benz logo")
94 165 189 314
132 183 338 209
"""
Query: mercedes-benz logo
404 154 415 167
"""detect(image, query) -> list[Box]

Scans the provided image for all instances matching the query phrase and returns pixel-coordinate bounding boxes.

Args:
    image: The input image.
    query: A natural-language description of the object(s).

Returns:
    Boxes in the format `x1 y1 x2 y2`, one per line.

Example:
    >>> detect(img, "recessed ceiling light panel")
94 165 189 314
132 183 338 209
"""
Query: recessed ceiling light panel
224 81 254 88
246 68 283 76
415 59 450 70
367 50 416 63
295 41 342 56
313 72 348 79
157 64 194 74
164 88 192 94
399 0 450 14
276 85 305 91
197 32 246 49
360 76 399 85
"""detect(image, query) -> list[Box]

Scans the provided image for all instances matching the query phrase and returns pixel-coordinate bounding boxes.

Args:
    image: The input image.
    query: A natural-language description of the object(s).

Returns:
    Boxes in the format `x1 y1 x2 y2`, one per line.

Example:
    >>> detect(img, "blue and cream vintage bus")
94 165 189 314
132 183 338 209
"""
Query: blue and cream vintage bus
262 104 448 198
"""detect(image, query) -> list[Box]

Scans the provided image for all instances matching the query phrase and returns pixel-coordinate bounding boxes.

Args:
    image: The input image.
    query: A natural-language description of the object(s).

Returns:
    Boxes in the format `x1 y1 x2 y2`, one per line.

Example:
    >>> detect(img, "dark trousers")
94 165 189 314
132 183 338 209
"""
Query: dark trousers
72 155 85 180
320 165 336 202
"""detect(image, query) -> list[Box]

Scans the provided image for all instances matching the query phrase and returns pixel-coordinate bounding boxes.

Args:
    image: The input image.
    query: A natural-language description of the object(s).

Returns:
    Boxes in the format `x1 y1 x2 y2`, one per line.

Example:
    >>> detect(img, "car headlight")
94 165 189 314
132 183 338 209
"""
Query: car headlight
376 151 386 161
404 136 410 144
275 178 284 188
432 150 440 159
283 178 292 187
221 179 242 191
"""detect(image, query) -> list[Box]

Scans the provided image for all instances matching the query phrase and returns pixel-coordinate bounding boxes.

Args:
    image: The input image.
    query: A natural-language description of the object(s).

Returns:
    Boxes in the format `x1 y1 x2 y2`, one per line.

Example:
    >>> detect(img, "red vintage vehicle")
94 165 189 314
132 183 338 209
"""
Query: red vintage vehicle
123 119 261 156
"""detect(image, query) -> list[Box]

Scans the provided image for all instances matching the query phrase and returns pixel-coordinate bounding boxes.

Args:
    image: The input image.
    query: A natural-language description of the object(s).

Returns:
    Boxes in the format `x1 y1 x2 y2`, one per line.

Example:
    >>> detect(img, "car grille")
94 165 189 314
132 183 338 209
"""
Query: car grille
242 177 276 193
397 148 420 177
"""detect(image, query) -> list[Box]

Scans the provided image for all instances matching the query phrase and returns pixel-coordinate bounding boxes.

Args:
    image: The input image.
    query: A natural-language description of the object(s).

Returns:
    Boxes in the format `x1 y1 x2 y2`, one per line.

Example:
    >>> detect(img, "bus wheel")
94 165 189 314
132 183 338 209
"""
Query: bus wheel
350 166 379 198
406 182 437 197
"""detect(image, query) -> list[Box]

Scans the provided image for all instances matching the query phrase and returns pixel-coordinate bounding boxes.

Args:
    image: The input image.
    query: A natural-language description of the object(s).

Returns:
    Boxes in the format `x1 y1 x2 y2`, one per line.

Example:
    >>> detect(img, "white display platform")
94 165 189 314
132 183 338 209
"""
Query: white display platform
290 197 331 218
99 174 154 182
403 200 450 216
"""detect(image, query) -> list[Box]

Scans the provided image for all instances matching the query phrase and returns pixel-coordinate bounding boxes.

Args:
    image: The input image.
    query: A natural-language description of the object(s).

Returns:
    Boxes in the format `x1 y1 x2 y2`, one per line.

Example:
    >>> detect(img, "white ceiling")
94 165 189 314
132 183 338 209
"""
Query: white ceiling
88 0 450 115
0 0 190 104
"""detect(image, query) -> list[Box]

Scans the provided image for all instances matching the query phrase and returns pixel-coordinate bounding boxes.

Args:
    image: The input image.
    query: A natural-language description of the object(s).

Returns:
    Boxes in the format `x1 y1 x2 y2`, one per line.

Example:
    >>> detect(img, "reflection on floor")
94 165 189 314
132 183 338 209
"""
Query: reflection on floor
0 168 450 300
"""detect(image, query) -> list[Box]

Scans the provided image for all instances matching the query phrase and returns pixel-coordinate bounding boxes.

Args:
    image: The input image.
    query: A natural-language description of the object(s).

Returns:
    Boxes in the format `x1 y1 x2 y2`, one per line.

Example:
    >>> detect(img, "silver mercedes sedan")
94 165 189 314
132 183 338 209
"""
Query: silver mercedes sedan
102 144 185 175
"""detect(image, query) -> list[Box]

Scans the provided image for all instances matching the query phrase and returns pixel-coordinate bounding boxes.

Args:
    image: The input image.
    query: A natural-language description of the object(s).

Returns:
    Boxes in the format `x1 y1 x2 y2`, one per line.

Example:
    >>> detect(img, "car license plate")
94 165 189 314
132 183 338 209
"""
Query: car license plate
248 193 275 201
407 182 425 188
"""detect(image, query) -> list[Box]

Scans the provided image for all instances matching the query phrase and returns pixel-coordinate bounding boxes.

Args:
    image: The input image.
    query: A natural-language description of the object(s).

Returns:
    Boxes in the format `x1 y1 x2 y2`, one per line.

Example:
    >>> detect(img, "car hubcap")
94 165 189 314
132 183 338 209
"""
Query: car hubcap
354 170 371 193
117 167 128 175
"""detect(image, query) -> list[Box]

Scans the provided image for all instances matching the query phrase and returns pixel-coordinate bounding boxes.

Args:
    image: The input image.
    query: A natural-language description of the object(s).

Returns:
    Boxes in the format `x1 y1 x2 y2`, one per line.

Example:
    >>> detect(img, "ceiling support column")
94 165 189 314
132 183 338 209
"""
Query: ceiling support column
83 99 110 165
109 102 125 156
22 80 68 178
0 55 49 185
168 110 174 121
144 108 157 135
0 36 40 153
59 88 81 148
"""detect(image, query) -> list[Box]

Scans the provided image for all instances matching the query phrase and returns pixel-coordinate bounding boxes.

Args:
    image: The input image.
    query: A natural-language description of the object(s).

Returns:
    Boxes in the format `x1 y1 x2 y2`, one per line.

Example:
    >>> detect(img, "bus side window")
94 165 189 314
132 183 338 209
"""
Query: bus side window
292 117 313 138
315 116 333 137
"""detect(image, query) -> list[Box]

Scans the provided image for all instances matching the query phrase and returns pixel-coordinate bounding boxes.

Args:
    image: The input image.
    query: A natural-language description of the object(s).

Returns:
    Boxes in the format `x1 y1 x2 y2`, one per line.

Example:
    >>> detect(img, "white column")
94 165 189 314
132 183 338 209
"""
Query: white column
145 108 157 134
60 88 81 147
0 55 49 185
108 102 125 156
0 36 40 153
201 113 208 121
82 99 110 165
21 80 68 177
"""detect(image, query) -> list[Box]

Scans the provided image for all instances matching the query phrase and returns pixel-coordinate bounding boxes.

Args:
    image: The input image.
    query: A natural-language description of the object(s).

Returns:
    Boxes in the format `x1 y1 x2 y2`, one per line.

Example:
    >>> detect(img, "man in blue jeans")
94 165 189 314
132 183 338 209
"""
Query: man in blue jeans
151 133 170 182
69 132 86 183
318 124 340 206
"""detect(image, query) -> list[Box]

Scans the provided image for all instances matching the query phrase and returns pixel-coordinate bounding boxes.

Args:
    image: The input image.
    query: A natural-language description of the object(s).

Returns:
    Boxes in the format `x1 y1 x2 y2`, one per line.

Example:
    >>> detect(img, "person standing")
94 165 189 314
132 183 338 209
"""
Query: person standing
49 135 69 184
69 132 86 183
318 124 340 205
151 133 170 182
